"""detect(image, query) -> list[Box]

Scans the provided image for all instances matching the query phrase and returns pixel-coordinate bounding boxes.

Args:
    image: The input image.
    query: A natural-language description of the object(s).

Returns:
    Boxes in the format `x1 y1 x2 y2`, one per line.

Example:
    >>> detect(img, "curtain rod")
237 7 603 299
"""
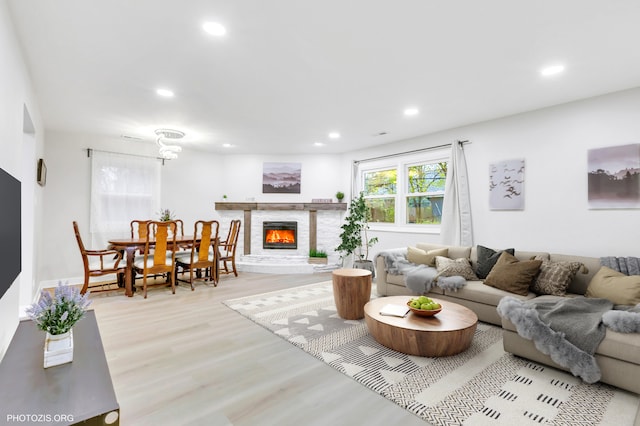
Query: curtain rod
86 148 167 165
353 139 470 164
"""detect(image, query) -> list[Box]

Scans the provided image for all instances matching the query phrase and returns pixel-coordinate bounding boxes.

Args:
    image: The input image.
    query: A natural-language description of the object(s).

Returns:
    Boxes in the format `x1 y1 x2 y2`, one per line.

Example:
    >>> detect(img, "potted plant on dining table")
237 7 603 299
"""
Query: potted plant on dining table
158 208 175 222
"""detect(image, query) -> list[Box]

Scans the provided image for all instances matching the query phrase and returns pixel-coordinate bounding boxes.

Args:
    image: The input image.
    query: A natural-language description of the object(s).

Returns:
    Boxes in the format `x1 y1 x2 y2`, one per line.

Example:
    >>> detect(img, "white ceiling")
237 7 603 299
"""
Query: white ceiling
7 0 640 155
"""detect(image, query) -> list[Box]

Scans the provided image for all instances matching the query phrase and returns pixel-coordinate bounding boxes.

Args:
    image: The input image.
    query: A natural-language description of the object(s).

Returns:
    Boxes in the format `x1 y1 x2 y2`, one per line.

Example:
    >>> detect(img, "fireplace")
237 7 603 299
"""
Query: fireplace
263 221 297 249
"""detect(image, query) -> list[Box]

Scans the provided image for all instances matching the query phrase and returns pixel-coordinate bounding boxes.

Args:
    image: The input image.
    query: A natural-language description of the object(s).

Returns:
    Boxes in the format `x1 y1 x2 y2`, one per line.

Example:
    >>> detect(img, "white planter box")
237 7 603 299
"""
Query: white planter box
44 330 73 368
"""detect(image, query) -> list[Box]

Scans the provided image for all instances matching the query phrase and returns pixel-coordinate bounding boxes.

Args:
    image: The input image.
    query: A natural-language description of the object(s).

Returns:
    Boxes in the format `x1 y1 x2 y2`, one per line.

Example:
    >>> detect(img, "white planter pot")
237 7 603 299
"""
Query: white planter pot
44 330 73 368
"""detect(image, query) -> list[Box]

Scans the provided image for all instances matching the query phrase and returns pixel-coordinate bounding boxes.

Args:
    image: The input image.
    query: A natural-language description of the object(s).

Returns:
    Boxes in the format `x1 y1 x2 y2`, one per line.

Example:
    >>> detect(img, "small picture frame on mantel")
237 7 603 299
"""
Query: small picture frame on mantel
37 158 47 186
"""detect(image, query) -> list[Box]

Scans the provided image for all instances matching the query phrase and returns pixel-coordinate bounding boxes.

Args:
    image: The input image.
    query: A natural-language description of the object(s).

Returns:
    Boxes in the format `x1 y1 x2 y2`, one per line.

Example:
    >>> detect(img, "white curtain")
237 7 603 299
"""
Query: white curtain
440 141 473 246
90 151 161 248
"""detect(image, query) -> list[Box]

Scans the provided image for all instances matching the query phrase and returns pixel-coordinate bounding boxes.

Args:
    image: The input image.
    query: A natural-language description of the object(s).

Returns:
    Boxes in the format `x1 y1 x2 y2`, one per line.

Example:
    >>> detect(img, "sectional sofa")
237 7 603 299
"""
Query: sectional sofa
374 243 640 394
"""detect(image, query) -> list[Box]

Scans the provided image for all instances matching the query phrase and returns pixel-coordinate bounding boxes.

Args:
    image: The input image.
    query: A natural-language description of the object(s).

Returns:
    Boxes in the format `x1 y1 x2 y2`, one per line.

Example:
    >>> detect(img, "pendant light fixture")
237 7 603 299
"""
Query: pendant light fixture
154 128 184 160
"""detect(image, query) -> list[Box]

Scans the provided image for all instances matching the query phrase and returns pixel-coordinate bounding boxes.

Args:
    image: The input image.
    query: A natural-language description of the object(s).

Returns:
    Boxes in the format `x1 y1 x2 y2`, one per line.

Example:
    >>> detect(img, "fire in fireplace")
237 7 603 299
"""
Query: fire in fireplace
263 221 297 249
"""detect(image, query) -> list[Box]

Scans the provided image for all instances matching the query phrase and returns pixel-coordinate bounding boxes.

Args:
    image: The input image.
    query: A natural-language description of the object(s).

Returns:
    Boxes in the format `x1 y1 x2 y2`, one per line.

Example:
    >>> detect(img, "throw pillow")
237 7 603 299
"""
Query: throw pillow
531 258 586 296
475 245 515 279
586 266 640 305
407 247 449 267
435 256 478 280
484 252 542 296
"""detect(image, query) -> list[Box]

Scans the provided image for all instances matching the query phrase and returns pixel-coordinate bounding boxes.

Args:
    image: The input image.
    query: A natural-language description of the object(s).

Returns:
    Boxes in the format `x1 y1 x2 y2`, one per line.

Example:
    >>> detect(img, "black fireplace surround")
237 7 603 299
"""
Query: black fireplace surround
263 221 297 249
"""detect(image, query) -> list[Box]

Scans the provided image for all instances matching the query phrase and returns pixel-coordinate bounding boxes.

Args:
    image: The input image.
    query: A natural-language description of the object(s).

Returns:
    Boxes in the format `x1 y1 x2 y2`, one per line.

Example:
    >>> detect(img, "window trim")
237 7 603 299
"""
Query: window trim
356 148 449 232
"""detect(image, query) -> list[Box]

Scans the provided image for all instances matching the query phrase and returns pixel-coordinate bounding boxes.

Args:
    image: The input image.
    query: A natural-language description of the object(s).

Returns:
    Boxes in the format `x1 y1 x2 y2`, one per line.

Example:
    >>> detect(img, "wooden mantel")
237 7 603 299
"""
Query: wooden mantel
214 202 347 211
214 202 346 255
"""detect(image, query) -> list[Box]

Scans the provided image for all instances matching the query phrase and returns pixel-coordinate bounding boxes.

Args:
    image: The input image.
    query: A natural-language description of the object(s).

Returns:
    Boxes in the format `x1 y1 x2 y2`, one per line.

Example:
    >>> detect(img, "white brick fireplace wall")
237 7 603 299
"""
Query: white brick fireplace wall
215 202 346 273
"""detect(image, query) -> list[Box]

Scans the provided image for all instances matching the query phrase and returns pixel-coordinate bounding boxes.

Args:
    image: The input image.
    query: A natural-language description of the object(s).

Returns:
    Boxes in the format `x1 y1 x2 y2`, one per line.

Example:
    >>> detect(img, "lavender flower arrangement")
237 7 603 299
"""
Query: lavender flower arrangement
158 208 175 222
26 282 92 335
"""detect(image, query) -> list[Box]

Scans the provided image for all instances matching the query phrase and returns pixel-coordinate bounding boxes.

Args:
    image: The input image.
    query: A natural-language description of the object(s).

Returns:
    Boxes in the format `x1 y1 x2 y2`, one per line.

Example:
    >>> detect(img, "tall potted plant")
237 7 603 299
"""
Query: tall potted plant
336 192 378 275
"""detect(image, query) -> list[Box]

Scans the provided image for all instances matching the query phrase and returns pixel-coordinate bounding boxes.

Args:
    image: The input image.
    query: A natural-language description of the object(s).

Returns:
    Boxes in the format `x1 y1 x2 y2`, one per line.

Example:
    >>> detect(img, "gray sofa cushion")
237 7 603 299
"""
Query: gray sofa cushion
475 245 515 279
386 273 405 286
445 280 536 305
598 329 640 364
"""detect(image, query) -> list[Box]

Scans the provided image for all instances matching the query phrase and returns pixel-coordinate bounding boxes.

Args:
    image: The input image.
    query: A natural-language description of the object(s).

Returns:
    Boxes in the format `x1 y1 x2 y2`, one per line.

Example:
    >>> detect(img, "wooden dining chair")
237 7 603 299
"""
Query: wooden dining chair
130 219 152 239
173 219 192 251
175 220 220 289
129 219 153 259
73 221 126 295
218 219 241 277
132 220 178 298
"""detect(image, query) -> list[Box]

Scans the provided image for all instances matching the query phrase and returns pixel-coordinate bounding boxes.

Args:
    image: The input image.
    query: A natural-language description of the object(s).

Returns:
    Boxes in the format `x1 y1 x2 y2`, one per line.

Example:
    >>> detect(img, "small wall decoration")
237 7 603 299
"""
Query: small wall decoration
588 143 640 209
489 159 525 210
262 162 301 193
37 158 47 186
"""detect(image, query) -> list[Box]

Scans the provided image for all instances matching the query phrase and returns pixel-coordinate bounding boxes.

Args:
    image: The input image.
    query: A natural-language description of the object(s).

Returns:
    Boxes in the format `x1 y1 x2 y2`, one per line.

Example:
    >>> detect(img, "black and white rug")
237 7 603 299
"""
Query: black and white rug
224 281 639 425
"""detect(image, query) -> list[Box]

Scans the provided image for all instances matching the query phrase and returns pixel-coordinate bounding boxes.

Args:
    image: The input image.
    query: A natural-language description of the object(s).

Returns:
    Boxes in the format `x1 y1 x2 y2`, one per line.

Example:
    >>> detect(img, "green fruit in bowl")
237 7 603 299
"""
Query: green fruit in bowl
409 300 421 309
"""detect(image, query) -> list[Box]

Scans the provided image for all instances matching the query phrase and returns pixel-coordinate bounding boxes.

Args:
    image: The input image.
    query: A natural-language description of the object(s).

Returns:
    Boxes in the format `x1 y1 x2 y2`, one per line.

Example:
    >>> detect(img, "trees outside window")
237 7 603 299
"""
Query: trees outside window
406 162 447 224
363 169 396 223
358 151 448 228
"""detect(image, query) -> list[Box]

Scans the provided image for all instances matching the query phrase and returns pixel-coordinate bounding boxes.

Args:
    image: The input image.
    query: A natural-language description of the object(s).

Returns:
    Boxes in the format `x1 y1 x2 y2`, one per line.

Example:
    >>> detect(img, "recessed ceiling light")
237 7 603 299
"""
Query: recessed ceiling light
222 143 232 148
156 88 174 98
314 142 325 147
404 108 419 116
540 64 565 76
203 22 227 37
328 132 340 139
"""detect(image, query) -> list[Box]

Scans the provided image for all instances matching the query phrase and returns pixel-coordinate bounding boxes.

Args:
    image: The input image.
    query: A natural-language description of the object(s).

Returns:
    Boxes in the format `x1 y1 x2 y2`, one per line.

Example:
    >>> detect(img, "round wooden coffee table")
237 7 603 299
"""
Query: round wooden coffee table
364 296 478 357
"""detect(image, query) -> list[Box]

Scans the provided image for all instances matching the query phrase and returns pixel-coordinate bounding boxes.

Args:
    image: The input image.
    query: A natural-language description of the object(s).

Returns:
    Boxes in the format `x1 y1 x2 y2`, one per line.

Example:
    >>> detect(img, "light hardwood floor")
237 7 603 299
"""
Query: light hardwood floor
89 272 431 426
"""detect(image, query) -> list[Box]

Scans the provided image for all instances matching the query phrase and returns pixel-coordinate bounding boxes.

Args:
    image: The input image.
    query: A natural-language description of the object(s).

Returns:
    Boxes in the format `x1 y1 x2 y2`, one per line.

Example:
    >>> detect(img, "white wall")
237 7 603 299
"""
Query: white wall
214 154 350 203
0 0 44 360
40 134 348 282
42 88 640 286
40 132 159 282
346 88 640 259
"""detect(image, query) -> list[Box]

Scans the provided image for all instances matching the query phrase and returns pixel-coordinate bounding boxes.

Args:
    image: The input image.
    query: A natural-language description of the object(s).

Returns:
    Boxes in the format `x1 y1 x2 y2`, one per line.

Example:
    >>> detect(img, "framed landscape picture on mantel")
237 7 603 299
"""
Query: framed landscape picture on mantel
588 143 640 209
262 162 301 193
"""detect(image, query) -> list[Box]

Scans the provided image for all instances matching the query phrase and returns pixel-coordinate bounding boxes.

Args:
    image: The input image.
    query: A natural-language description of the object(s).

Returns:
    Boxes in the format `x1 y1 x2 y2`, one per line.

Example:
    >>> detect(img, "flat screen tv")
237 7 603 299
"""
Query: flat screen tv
0 167 21 299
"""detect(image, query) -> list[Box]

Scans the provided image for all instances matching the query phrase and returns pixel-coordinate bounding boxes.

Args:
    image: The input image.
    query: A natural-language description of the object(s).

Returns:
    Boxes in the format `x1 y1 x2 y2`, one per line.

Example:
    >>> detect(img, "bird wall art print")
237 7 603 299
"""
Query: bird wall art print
489 159 525 210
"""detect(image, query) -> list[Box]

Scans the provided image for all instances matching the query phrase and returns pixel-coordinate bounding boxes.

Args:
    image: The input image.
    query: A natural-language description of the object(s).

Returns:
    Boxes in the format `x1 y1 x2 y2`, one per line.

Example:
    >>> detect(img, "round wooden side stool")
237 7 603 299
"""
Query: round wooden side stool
332 268 372 320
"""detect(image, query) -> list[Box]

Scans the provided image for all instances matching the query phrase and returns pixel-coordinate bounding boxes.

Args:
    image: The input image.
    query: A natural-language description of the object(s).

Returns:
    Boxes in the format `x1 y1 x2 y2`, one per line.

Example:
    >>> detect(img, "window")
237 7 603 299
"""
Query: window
357 149 448 230
363 168 397 223
406 162 447 224
90 151 161 247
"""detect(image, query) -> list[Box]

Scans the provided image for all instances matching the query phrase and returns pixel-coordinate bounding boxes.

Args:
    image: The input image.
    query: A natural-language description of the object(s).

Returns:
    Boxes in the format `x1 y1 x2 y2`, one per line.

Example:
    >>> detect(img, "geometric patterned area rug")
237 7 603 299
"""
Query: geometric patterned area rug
223 281 639 425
